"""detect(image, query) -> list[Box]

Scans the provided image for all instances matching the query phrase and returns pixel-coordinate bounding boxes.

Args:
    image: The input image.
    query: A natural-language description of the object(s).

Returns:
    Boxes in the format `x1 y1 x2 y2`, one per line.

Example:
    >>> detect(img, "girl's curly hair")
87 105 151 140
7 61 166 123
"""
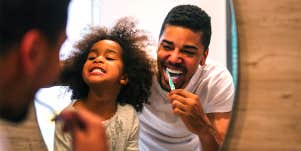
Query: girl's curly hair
60 17 154 112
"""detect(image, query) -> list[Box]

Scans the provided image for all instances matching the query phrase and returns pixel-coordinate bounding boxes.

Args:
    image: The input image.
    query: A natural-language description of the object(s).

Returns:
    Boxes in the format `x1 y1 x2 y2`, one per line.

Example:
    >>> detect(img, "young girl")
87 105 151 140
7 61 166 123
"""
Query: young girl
54 17 153 151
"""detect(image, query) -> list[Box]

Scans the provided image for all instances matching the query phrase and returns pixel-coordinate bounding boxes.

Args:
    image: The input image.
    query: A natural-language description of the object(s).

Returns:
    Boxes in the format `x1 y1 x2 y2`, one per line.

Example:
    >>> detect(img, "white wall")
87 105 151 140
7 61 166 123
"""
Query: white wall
98 0 227 65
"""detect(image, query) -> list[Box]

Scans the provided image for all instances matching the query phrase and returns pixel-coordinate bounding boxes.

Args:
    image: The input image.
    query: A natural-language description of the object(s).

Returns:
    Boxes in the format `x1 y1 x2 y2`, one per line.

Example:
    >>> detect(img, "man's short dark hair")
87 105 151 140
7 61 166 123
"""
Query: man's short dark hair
0 0 70 55
159 4 212 50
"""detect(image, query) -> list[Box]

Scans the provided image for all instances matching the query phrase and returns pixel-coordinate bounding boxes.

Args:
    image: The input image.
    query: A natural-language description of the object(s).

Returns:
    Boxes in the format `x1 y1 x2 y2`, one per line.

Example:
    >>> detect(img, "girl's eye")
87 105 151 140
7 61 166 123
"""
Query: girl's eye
87 56 96 60
106 57 116 61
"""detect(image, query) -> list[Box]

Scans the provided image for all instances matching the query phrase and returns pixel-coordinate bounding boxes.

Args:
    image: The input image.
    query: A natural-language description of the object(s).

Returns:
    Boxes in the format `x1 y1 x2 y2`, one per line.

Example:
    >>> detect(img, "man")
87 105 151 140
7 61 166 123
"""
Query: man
0 0 107 150
139 5 234 151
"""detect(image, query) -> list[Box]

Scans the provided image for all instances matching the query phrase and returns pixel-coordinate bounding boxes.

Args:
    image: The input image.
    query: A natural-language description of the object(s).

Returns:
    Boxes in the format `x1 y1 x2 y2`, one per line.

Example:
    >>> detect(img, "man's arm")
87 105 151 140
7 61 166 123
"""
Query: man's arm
199 112 231 151
167 90 231 151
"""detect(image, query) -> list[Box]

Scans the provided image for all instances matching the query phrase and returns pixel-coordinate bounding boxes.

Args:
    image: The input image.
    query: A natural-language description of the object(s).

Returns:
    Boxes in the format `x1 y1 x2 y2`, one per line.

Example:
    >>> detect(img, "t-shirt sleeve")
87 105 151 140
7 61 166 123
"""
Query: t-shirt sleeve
205 68 235 113
125 111 139 151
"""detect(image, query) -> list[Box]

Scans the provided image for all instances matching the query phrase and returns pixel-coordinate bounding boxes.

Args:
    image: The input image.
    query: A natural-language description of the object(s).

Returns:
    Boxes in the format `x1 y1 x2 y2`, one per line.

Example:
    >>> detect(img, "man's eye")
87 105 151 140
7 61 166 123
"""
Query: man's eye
182 50 195 56
162 45 173 50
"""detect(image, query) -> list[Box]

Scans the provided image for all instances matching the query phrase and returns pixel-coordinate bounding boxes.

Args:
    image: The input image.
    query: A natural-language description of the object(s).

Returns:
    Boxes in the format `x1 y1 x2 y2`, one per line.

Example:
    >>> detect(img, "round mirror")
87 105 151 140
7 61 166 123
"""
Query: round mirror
34 0 238 150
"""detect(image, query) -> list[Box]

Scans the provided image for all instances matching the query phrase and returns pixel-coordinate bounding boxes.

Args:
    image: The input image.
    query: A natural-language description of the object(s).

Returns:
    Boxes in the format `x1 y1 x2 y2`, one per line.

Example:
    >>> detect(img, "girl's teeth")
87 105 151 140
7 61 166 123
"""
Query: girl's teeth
91 68 103 74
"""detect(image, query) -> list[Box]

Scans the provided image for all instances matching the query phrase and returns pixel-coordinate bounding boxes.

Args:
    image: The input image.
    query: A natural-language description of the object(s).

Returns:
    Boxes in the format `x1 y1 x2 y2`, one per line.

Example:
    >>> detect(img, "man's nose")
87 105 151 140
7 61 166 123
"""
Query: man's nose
168 50 182 64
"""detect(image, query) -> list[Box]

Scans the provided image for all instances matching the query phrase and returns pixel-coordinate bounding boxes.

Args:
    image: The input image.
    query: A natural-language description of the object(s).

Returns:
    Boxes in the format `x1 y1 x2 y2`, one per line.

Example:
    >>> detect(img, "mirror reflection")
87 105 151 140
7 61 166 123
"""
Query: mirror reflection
34 0 238 150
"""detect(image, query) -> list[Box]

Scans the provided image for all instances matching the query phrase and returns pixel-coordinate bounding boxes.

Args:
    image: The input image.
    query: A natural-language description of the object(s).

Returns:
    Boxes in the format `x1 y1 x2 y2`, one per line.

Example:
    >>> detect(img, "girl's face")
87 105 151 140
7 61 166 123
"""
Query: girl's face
82 39 128 87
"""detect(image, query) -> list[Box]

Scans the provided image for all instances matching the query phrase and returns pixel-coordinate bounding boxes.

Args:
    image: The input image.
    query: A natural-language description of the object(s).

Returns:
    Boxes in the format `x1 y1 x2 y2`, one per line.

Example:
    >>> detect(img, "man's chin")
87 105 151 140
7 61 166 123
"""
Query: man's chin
0 106 29 123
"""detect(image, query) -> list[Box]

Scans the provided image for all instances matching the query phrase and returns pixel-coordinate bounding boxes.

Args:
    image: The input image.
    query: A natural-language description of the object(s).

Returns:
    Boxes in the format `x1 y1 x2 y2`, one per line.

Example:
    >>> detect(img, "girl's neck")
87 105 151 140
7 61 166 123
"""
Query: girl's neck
74 89 119 120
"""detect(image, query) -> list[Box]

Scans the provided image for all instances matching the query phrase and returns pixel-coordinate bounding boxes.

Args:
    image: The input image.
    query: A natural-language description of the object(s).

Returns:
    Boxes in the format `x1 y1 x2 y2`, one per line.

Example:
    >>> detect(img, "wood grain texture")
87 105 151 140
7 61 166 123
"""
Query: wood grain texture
223 0 301 151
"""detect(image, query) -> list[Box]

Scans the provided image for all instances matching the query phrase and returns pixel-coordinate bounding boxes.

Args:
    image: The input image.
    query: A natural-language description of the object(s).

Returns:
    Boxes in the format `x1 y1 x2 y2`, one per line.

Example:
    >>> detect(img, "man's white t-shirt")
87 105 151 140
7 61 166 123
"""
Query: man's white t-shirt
139 59 234 151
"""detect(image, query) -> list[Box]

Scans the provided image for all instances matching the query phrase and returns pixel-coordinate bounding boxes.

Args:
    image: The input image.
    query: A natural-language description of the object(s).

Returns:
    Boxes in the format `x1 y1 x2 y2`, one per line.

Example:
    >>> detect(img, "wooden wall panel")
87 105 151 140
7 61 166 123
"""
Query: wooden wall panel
224 0 301 151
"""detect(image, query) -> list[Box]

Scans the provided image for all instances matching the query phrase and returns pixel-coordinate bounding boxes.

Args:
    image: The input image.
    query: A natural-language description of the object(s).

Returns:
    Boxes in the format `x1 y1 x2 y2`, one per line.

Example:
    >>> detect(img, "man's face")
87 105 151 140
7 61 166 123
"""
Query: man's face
157 25 208 91
37 31 67 87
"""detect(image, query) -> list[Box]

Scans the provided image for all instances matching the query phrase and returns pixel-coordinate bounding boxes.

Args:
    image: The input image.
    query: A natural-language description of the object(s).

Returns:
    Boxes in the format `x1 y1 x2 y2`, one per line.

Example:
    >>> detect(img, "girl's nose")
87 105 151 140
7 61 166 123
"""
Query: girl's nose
93 56 104 63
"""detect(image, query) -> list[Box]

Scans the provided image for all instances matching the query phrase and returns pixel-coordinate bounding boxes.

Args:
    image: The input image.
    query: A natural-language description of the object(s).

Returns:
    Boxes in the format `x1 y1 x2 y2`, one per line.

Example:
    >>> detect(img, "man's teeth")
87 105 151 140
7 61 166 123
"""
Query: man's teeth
166 68 183 74
166 68 182 80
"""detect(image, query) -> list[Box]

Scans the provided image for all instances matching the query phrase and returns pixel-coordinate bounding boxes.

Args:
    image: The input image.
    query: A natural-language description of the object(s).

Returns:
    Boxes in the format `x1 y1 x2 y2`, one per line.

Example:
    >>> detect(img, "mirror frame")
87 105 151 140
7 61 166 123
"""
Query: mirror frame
34 0 239 150
222 0 239 150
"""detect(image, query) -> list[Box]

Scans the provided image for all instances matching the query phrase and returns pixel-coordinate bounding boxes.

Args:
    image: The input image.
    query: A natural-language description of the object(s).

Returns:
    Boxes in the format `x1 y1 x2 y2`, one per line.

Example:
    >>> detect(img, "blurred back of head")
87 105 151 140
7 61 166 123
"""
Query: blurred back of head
0 0 70 123
0 0 70 55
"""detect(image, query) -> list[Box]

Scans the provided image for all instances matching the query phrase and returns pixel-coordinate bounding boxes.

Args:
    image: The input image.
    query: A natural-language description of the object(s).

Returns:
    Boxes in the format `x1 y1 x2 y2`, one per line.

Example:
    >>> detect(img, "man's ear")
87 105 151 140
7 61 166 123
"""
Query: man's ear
19 30 46 77
200 49 209 66
120 74 129 85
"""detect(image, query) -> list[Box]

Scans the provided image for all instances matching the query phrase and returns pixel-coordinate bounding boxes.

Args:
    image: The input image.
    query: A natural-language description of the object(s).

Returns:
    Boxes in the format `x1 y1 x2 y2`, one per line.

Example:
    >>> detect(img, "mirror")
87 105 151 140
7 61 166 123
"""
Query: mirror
34 0 238 150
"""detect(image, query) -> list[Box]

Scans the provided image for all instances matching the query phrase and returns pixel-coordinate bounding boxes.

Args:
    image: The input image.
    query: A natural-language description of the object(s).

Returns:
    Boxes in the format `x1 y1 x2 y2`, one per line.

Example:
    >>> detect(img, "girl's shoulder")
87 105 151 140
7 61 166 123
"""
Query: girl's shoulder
116 104 138 118
104 104 138 134
112 104 139 126
103 103 138 127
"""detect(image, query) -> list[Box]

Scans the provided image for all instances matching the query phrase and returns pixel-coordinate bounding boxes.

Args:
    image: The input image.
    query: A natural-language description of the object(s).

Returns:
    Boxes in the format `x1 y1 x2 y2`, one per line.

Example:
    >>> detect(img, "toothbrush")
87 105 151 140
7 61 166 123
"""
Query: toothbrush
35 98 85 129
166 70 175 90
35 97 62 122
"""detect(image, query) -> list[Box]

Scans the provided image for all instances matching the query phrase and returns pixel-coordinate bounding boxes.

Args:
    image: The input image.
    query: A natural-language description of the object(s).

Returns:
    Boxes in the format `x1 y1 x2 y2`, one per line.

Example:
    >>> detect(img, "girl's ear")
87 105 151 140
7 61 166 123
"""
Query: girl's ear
120 74 128 85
